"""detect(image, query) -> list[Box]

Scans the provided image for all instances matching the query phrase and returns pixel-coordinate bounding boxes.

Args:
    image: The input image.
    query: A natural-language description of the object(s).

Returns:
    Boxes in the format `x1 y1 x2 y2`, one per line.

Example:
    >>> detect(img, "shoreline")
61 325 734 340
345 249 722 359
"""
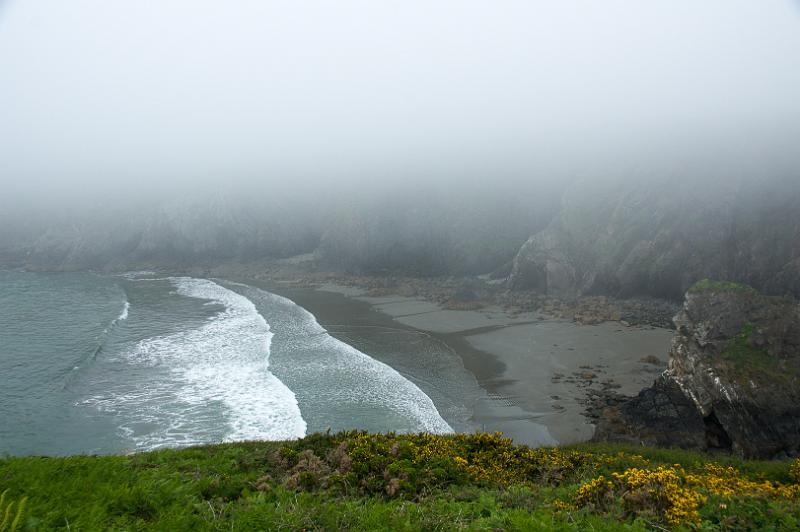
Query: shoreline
3 266 675 447
242 277 673 447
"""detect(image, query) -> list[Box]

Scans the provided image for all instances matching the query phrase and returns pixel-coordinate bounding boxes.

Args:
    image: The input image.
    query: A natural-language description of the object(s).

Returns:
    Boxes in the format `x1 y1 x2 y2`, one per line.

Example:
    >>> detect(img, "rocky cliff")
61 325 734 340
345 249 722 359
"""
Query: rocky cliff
1 194 324 271
2 184 559 276
509 177 800 300
4 177 799 288
594 281 800 458
316 185 558 276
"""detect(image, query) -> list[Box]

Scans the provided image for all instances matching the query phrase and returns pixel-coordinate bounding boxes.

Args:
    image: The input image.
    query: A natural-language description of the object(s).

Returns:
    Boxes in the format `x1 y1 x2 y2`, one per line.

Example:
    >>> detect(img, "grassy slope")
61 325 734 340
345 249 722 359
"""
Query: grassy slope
1 434 798 531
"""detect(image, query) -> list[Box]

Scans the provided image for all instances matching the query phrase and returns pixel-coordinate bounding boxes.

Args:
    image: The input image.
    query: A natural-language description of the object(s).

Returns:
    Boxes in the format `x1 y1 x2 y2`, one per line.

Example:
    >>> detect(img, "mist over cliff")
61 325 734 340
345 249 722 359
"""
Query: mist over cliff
511 175 800 300
1 1 799 297
1 172 798 304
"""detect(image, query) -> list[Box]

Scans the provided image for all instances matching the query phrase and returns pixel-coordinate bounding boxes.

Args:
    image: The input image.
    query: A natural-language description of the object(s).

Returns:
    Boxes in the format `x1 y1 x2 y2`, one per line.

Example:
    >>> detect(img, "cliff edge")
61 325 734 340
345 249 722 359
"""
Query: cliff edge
509 178 800 300
594 280 800 458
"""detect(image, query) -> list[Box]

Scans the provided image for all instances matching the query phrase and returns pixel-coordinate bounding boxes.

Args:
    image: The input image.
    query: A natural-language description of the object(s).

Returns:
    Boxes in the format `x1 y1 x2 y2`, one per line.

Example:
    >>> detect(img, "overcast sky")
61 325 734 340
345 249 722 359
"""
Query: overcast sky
1 0 799 204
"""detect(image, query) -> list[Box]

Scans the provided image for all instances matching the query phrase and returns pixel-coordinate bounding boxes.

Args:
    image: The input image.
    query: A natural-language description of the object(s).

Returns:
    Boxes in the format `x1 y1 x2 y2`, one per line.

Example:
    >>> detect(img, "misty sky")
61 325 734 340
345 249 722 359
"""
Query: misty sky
1 0 800 205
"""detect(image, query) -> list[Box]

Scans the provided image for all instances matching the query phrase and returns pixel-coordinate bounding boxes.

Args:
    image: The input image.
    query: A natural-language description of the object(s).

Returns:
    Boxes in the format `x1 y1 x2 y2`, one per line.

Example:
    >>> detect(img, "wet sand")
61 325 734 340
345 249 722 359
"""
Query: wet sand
246 279 672 447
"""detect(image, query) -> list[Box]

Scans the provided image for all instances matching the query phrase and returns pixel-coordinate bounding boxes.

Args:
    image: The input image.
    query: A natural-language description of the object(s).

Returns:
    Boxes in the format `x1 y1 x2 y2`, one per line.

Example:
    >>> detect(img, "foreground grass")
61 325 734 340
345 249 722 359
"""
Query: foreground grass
1 433 798 531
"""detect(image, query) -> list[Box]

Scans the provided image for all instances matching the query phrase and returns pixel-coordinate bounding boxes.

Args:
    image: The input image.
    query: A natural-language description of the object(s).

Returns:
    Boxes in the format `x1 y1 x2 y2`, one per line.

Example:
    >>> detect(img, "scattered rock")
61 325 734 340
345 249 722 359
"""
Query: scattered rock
639 355 662 365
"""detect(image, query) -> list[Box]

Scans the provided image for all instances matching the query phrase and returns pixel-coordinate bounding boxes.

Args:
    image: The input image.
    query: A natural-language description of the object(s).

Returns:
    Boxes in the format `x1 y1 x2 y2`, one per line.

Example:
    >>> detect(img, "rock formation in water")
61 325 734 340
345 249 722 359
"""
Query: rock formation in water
594 280 800 458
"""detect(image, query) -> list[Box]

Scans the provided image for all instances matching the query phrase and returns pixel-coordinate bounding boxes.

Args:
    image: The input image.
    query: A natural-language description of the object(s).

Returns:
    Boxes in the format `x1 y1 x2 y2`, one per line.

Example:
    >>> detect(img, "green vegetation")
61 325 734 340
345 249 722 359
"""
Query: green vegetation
720 323 798 386
688 279 757 295
722 323 770 366
0 490 27 532
1 433 798 531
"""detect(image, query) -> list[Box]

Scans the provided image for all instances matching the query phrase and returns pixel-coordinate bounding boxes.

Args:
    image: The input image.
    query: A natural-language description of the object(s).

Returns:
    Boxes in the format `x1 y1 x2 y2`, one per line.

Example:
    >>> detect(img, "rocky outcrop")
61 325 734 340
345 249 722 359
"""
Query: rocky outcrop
1 194 325 271
594 281 800 458
1 184 560 275
509 177 800 300
315 185 559 276
592 376 708 449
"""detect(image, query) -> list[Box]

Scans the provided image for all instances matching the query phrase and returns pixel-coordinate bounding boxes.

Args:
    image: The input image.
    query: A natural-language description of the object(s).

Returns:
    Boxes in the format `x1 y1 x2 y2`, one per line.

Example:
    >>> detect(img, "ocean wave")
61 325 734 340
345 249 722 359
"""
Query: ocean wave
117 301 130 322
88 277 307 450
69 295 130 376
119 271 158 280
225 282 453 435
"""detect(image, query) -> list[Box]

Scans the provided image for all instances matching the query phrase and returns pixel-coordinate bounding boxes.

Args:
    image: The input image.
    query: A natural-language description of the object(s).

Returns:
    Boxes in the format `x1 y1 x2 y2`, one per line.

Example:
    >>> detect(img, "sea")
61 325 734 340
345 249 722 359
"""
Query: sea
0 271 452 456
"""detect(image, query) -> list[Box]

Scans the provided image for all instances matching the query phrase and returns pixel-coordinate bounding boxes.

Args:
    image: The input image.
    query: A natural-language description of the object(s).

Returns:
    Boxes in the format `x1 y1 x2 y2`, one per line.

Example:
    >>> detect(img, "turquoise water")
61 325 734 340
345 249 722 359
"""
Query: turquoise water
0 271 451 456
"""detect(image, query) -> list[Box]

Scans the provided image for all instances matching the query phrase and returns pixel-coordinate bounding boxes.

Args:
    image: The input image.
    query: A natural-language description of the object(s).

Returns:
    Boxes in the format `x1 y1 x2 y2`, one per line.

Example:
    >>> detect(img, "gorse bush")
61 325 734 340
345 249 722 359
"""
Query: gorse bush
0 490 26 532
1 433 799 530
571 462 800 528
791 458 800 484
573 467 707 526
268 431 599 498
266 432 800 529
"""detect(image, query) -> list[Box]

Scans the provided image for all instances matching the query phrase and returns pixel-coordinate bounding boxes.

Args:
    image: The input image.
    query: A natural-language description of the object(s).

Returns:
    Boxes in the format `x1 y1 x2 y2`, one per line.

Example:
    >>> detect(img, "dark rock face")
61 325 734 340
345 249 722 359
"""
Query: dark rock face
594 283 800 458
592 376 707 450
509 177 800 300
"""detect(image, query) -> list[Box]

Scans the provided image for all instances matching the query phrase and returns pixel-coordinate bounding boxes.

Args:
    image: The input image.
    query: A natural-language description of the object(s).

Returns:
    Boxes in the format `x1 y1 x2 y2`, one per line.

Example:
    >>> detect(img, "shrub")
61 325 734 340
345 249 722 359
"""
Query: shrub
685 463 800 499
264 432 599 499
572 462 800 528
573 467 706 526
284 450 331 491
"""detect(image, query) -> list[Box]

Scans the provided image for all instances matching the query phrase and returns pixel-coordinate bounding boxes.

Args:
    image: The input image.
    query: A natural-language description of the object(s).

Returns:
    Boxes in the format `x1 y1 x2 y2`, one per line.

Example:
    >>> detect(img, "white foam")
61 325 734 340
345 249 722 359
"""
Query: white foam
226 282 453 434
91 277 306 450
119 271 157 279
117 301 130 322
320 336 454 434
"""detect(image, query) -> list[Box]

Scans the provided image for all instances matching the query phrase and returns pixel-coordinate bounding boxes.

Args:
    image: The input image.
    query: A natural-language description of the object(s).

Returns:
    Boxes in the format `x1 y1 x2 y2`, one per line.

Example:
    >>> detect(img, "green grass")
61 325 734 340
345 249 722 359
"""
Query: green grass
718 323 798 387
722 324 770 366
688 279 757 295
0 434 798 531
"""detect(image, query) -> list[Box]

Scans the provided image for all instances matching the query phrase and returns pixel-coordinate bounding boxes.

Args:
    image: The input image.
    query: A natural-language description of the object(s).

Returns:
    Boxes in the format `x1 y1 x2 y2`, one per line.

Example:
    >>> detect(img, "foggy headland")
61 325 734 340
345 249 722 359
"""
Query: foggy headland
1 3 800 529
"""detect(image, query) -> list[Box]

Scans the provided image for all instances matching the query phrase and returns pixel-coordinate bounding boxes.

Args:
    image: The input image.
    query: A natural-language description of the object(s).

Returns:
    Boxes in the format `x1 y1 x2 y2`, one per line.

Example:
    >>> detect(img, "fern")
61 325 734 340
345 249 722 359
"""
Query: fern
0 490 27 532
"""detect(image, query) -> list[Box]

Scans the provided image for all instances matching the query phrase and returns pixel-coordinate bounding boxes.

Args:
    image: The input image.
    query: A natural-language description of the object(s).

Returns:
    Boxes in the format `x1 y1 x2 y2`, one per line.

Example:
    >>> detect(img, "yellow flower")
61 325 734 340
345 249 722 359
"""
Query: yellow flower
790 458 800 484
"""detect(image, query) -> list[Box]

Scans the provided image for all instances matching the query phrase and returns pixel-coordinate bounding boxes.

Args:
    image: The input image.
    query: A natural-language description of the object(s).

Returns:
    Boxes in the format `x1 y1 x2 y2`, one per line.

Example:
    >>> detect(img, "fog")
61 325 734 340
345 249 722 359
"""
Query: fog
1 1 799 278
2 0 800 204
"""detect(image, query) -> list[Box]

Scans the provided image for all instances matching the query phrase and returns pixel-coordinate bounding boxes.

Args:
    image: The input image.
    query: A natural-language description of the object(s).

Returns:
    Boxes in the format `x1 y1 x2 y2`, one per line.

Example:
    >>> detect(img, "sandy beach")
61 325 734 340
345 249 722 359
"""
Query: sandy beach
247 279 673 447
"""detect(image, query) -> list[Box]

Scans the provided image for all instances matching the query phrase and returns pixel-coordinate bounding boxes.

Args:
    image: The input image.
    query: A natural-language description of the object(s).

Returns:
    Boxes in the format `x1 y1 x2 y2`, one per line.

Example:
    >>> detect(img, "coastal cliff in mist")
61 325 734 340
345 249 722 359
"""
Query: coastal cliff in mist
2 177 799 302
316 185 558 276
595 281 800 458
0 194 323 270
0 184 561 276
509 177 800 300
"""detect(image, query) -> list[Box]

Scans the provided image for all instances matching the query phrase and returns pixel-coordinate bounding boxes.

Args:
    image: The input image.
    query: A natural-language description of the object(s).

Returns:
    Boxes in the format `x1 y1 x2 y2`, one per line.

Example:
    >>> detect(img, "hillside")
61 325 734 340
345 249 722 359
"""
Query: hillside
510 177 800 300
1 433 799 531
3 177 799 303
